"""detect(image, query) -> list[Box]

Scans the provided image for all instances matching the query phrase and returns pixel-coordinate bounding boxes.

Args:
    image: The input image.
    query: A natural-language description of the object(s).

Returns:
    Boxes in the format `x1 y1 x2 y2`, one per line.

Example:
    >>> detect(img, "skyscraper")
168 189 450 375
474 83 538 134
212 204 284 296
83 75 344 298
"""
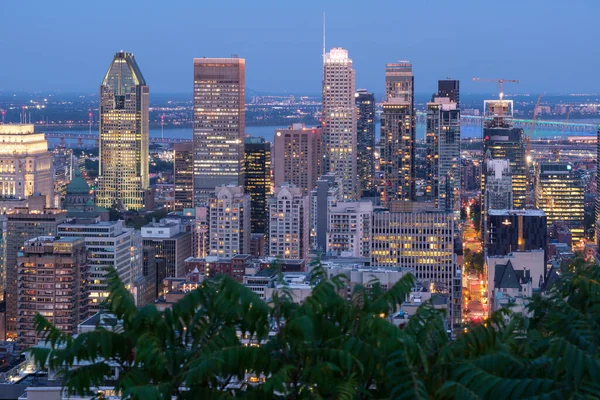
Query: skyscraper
96 51 149 211
173 142 194 212
381 62 415 205
244 137 272 234
486 209 547 260
273 124 321 194
322 48 358 200
596 125 600 244
425 80 460 216
17 236 88 348
193 58 245 204
208 185 251 257
5 194 67 337
0 124 55 209
355 89 376 193
482 100 526 210
534 162 584 247
268 183 310 259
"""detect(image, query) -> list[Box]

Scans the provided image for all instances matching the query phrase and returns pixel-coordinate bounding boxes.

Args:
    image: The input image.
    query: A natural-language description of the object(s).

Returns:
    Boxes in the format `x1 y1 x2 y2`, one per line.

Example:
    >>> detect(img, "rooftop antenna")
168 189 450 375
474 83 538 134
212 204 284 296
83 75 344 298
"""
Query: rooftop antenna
161 115 165 139
322 12 326 63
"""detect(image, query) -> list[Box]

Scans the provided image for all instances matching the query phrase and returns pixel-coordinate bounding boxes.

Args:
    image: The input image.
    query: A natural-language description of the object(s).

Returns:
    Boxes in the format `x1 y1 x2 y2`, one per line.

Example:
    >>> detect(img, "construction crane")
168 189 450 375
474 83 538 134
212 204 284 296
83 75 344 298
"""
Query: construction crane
472 78 519 101
525 93 543 207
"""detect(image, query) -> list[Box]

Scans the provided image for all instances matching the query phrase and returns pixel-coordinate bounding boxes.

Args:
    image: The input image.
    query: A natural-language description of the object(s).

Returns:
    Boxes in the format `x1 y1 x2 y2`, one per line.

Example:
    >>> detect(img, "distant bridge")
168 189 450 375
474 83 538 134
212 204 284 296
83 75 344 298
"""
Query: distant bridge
414 112 598 133
44 132 191 147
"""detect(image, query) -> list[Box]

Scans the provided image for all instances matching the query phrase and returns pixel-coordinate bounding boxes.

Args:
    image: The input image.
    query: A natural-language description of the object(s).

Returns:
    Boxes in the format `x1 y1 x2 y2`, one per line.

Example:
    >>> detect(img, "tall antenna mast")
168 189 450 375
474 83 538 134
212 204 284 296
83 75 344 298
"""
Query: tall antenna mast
322 12 326 63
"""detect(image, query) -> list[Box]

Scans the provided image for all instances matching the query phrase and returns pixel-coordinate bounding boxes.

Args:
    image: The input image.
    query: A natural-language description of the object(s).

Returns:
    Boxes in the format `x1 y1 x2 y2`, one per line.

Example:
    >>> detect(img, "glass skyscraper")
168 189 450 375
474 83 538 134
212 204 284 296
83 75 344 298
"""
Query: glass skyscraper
96 51 149 211
193 58 245 205
355 89 376 193
244 137 272 234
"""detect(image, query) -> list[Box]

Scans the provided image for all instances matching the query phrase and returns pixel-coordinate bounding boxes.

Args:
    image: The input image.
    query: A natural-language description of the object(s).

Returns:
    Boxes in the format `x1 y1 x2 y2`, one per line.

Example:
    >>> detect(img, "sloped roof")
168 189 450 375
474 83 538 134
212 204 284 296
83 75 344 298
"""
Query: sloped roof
494 260 521 289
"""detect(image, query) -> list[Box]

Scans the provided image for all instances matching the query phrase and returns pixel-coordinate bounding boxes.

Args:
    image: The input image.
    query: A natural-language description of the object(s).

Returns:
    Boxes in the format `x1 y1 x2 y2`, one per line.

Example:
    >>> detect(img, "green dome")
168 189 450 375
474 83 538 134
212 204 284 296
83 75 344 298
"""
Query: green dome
66 176 90 195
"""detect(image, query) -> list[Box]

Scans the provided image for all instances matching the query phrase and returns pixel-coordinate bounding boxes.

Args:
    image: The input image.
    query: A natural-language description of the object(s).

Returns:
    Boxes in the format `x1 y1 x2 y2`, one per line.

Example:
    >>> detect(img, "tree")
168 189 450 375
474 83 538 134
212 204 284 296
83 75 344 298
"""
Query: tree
31 261 600 399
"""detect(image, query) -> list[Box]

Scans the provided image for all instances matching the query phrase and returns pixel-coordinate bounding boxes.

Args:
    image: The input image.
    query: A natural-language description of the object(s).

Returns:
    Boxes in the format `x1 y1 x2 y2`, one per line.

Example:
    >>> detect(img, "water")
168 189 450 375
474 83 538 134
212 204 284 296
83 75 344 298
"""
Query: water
45 122 592 148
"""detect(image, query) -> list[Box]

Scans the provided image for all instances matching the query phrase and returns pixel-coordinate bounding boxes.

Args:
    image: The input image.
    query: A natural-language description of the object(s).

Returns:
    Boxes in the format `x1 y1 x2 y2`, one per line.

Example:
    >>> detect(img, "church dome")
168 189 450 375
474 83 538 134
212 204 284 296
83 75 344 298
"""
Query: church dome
66 171 90 195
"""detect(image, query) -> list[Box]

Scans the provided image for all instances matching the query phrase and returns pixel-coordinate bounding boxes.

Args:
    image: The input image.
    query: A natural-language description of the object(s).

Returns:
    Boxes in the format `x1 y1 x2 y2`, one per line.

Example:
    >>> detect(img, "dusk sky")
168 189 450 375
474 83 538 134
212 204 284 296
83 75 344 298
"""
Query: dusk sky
1 0 598 96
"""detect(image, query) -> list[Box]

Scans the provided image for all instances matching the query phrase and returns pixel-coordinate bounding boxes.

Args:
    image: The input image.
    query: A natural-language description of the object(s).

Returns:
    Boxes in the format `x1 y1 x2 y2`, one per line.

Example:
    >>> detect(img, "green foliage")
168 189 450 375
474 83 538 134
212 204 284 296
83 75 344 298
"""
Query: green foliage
31 261 600 399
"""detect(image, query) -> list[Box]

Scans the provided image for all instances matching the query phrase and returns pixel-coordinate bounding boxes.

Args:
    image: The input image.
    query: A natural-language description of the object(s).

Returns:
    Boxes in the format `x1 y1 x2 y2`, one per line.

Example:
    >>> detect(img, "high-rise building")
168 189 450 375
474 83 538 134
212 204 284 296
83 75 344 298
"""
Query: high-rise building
534 162 584 247
486 209 547 259
58 220 141 316
597 125 600 244
173 142 194 212
381 62 415 205
326 201 373 258
0 124 55 209
141 219 192 278
273 124 321 194
355 90 376 193
17 236 88 348
208 185 251 257
310 173 343 251
425 81 460 216
245 137 272 234
484 159 513 211
5 194 67 337
193 58 245 204
268 183 309 259
482 99 526 210
96 51 149 211
371 209 461 330
322 48 358 200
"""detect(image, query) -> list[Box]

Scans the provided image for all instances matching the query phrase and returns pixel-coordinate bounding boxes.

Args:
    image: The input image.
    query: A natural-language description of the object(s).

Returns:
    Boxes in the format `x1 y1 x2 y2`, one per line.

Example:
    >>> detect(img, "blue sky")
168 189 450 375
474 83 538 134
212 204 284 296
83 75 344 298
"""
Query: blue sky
0 0 597 95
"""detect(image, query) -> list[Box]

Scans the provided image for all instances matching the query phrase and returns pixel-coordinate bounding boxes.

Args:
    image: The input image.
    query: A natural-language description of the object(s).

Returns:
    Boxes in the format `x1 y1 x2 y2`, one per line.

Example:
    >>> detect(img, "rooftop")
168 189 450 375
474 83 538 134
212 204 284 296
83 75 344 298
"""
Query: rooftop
488 209 546 217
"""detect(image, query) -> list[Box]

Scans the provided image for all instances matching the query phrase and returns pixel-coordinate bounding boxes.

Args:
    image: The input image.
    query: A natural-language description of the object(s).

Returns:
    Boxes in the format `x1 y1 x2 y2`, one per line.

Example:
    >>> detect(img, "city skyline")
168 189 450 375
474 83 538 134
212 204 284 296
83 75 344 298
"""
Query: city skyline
1 1 598 95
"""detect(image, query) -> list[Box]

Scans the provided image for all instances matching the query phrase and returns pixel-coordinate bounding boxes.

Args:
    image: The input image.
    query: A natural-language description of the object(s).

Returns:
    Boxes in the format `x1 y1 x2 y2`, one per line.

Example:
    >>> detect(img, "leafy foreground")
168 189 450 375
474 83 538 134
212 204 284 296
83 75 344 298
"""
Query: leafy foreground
31 263 600 399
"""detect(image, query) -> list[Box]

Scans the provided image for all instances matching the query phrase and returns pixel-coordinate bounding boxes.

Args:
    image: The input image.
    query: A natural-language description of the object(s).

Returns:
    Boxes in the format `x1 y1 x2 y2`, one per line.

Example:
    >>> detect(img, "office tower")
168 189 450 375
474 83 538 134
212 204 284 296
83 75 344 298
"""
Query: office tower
484 159 513 211
17 237 87 348
371 209 461 331
486 209 547 259
133 246 158 307
597 126 600 244
193 58 245 204
310 173 343 251
425 81 460 217
322 48 358 200
273 124 321 194
461 158 481 192
326 201 373 257
0 124 55 209
381 62 415 205
268 183 309 259
96 51 149 211
58 220 141 315
63 169 109 222
437 79 460 104
355 89 376 193
141 219 192 278
534 162 584 246
173 142 194 212
244 137 272 234
482 100 526 210
208 185 250 257
5 195 66 337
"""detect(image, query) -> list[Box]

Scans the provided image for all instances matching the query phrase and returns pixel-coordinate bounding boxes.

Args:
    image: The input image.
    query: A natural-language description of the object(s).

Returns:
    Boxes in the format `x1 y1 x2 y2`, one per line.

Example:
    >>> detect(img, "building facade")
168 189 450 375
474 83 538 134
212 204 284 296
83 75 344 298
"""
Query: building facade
141 219 192 278
193 58 245 204
4 195 66 337
268 184 310 260
273 124 321 194
17 237 88 348
96 51 149 211
208 185 251 257
310 173 343 252
534 162 584 247
381 62 415 205
486 209 547 259
58 220 141 315
0 124 54 208
355 89 376 193
326 201 373 258
244 137 272 234
322 48 358 200
173 142 194 212
425 80 460 217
